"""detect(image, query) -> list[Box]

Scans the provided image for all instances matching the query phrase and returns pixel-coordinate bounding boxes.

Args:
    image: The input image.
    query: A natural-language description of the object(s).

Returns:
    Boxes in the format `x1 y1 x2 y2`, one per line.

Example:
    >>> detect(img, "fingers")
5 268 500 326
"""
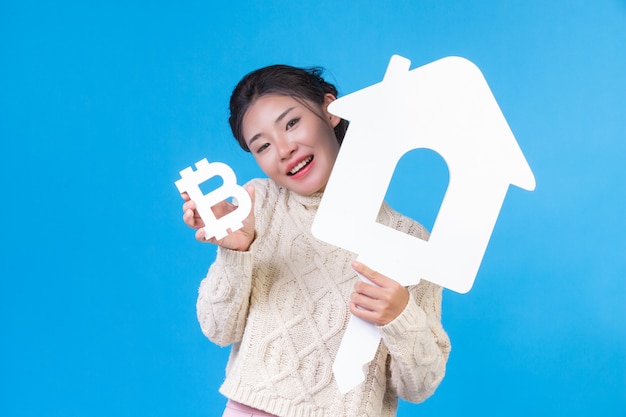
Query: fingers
350 261 409 326
182 207 195 227
195 227 207 242
351 261 394 288
350 285 391 313
349 297 388 326
210 200 237 218
182 197 240 229
182 183 257 250
349 290 407 326
182 198 206 231
182 197 195 213
245 184 255 206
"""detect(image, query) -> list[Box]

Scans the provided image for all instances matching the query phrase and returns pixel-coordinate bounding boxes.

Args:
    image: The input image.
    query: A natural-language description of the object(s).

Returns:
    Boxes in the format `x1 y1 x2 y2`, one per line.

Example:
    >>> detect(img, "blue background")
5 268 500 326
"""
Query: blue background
2 1 624 416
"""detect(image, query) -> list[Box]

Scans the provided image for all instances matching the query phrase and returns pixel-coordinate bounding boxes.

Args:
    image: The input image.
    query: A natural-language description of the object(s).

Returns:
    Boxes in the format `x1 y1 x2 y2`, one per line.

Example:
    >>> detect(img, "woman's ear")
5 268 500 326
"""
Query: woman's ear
322 93 341 128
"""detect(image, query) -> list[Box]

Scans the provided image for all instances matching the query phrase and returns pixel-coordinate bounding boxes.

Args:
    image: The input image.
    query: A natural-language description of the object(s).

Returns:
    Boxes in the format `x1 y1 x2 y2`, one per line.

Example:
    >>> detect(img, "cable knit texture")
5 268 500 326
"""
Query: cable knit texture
197 179 451 417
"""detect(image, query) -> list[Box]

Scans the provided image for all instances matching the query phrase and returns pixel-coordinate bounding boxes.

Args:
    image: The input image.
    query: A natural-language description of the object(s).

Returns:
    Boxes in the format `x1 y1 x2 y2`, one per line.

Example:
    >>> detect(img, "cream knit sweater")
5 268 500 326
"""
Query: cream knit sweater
197 179 451 417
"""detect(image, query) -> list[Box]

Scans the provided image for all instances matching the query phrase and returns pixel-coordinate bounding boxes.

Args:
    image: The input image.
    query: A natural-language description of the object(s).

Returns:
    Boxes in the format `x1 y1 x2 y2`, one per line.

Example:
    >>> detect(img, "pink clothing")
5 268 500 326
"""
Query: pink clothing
222 400 278 417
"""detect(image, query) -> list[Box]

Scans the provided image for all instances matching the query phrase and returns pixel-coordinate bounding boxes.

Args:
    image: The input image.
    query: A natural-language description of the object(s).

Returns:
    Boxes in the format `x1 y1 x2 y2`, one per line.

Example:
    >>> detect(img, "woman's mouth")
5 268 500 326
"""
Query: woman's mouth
288 156 313 176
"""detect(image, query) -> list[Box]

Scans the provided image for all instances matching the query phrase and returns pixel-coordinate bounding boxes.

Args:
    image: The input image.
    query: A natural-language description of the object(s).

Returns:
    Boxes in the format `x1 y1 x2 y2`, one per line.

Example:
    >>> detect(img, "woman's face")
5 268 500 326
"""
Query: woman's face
242 94 341 196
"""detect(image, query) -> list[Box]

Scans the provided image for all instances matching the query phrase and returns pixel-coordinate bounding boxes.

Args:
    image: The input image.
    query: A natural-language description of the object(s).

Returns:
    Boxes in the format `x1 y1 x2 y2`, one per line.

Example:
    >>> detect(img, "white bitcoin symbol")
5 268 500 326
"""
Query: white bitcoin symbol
175 158 252 240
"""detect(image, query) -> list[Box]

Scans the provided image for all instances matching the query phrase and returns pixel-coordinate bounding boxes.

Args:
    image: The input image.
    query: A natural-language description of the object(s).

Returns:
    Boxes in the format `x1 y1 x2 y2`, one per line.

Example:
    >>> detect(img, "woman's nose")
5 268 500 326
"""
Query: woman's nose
276 136 296 160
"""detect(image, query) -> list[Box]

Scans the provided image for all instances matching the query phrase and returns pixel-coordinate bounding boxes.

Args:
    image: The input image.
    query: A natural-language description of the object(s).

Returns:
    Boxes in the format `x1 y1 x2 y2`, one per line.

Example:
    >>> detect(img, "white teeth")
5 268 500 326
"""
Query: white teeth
290 157 312 175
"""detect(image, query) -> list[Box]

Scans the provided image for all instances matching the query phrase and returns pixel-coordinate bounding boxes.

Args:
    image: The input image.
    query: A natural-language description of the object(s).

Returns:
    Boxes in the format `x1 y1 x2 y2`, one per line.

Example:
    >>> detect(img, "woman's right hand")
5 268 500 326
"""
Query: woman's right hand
181 184 256 252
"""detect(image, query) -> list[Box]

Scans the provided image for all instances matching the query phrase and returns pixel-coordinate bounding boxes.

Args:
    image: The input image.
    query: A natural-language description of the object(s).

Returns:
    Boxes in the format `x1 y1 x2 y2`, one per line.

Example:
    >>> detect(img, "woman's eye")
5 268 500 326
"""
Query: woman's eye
286 118 300 129
256 143 270 153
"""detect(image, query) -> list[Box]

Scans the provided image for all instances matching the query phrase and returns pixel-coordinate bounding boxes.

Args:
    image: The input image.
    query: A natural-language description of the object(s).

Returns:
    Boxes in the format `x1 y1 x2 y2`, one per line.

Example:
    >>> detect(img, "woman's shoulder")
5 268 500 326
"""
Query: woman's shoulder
244 179 293 242
245 178 283 202
245 178 293 219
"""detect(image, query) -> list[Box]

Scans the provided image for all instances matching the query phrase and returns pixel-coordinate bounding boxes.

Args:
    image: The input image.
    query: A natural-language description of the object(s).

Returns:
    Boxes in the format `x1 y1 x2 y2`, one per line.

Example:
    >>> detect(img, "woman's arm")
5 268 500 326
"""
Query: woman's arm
196 247 255 347
349 261 450 403
379 280 451 403
363 203 451 402
186 179 267 347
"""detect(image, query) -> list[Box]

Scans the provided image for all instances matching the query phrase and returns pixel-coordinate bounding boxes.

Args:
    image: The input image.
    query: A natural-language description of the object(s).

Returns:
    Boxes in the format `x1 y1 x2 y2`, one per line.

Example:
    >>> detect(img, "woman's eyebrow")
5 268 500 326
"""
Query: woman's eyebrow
247 106 296 147
275 106 295 124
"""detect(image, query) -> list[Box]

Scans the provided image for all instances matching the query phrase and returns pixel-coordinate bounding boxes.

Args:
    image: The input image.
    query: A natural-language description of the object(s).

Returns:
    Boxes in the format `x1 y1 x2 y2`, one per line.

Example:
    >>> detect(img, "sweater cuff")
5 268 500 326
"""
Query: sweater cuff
217 245 254 267
378 292 428 338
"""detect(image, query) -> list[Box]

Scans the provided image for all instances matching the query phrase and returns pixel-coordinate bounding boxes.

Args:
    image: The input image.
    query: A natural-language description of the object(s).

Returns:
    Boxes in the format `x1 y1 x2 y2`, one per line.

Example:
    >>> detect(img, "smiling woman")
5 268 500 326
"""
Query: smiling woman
180 64 451 417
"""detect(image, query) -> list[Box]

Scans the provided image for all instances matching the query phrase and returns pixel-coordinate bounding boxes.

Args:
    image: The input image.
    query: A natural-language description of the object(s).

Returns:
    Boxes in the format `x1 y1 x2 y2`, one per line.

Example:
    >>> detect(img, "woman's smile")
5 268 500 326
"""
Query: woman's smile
287 155 314 176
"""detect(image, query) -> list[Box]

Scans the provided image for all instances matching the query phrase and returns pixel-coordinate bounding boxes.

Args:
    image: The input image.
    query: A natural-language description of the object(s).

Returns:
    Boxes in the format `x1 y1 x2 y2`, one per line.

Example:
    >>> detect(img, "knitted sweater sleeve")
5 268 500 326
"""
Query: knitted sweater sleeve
376 204 452 403
196 179 269 347
196 247 254 347
379 281 450 403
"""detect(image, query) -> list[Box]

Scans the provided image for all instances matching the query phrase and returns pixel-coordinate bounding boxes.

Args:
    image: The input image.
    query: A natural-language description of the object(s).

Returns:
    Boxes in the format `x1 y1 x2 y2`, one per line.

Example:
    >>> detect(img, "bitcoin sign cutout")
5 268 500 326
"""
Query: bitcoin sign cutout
175 158 252 240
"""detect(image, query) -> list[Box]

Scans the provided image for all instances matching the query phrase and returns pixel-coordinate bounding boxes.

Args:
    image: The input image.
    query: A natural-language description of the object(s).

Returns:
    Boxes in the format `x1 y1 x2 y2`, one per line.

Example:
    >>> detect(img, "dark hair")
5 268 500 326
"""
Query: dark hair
229 64 349 152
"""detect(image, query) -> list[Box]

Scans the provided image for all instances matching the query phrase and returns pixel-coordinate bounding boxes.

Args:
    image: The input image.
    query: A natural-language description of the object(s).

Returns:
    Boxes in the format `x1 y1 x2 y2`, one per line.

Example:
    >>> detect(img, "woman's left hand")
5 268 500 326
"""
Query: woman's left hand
350 261 410 326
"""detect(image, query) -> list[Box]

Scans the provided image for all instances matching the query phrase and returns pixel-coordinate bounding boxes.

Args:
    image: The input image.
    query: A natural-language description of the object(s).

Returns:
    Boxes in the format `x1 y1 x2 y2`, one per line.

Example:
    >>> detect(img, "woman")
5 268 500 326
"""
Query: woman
182 64 451 417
